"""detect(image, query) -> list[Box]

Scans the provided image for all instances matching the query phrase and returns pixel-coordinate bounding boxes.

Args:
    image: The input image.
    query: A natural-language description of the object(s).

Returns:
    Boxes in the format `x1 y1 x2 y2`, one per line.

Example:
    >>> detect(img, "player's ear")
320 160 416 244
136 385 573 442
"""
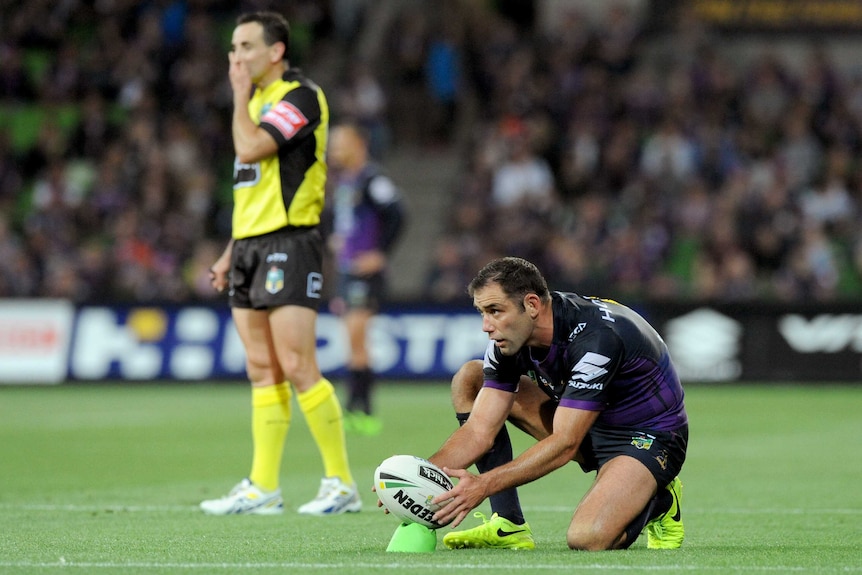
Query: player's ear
524 293 540 318
270 41 286 64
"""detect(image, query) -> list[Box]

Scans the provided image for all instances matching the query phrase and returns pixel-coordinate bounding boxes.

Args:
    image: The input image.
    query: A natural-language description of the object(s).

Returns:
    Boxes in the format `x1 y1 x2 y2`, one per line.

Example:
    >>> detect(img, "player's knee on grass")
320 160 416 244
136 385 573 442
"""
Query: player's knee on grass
450 360 484 412
566 522 619 552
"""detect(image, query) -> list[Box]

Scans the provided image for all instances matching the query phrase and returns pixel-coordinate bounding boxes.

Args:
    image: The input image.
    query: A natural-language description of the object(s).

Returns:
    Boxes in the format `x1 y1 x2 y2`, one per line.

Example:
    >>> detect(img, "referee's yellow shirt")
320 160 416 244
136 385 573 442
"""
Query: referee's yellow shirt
232 69 328 239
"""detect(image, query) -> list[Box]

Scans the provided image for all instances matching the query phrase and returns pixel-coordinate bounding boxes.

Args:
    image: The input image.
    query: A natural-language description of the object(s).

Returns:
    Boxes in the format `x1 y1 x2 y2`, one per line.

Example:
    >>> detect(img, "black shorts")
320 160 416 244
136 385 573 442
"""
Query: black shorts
577 424 688 489
229 227 324 311
336 271 386 311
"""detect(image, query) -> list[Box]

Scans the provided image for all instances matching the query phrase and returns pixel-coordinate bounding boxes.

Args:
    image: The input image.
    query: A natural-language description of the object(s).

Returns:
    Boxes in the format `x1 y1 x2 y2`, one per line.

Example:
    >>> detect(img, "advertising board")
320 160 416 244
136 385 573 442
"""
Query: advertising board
1 300 860 383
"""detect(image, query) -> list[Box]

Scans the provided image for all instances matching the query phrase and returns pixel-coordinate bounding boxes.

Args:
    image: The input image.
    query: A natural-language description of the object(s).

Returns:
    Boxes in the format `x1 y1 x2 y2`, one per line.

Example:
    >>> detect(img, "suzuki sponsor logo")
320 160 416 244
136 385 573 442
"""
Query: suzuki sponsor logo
663 308 741 381
568 352 610 389
778 314 862 352
568 380 604 390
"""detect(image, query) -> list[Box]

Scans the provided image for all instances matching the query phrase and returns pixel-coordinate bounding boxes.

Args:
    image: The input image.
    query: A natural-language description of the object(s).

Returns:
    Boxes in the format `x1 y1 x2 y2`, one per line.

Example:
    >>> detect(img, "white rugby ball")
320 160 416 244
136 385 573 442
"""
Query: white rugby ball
374 455 454 529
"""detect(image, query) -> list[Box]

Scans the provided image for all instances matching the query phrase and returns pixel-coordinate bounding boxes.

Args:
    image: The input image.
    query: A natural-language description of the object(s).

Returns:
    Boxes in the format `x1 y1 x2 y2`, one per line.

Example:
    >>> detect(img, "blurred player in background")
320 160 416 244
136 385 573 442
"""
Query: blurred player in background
426 256 688 551
326 123 405 435
202 11 360 517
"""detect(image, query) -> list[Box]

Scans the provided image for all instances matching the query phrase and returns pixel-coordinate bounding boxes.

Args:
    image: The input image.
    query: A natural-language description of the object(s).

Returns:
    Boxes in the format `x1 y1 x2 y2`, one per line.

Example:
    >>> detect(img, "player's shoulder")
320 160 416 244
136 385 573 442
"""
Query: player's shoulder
554 292 635 319
553 292 626 347
278 70 324 105
552 291 596 322
282 68 318 88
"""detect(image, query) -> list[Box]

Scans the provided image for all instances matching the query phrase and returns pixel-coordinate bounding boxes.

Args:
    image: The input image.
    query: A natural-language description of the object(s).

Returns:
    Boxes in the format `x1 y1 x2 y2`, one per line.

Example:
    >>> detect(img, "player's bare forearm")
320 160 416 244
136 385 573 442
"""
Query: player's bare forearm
427 423 491 472
227 64 277 162
210 240 234 293
480 407 599 492
432 407 597 526
429 387 511 470
231 108 275 164
432 432 576 527
485 432 579 492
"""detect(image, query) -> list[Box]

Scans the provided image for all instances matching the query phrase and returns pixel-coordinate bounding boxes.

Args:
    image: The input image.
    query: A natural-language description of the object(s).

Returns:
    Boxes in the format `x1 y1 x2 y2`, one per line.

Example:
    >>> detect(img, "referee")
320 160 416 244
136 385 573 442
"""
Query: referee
201 11 359 517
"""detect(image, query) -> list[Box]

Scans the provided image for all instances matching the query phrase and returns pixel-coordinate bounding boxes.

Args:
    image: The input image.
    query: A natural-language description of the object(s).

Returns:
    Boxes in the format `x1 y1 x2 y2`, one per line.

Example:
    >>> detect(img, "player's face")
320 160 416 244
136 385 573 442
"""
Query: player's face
473 283 533 356
231 22 282 84
328 127 355 170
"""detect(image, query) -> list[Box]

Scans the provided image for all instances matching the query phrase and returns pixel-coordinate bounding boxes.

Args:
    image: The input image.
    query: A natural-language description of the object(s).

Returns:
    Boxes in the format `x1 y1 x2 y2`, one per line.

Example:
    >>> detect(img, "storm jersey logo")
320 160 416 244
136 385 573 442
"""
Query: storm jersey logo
568 352 611 389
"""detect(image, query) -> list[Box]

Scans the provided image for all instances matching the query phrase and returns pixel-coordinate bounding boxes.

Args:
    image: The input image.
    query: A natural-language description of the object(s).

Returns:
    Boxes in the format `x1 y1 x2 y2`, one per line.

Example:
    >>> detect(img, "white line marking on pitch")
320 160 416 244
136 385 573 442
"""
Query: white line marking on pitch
0 562 859 572
0 503 859 515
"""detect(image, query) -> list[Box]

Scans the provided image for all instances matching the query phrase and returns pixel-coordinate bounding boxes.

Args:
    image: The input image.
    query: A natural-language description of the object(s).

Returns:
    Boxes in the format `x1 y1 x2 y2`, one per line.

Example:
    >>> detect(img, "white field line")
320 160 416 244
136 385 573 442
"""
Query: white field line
526 505 862 515
1 505 859 573
0 561 859 572
1 503 860 514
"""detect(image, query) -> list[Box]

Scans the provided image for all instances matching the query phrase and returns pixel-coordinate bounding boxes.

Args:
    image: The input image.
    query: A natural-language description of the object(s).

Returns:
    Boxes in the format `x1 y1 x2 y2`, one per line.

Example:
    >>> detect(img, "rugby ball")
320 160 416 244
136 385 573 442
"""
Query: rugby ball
374 455 454 529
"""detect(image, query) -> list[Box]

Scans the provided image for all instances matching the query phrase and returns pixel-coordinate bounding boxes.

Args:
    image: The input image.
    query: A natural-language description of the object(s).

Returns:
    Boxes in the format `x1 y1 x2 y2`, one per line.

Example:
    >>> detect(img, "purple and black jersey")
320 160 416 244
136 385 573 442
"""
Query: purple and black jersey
483 292 687 432
330 163 404 273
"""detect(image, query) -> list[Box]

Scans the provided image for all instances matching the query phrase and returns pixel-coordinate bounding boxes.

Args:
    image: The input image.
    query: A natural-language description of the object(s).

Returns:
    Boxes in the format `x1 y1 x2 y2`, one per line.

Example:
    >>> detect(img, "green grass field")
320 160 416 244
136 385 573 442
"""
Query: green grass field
0 381 860 574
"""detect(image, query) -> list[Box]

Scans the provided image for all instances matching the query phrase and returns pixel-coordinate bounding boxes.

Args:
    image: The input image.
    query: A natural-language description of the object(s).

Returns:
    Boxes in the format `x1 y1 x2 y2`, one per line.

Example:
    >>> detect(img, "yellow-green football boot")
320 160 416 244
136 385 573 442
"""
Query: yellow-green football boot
646 476 684 549
443 512 535 550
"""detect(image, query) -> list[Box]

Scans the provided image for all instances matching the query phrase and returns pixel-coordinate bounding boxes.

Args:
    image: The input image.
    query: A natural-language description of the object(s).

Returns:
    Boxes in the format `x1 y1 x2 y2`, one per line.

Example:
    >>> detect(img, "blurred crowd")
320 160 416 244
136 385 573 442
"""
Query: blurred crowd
421 2 862 303
1 1 862 304
0 0 332 302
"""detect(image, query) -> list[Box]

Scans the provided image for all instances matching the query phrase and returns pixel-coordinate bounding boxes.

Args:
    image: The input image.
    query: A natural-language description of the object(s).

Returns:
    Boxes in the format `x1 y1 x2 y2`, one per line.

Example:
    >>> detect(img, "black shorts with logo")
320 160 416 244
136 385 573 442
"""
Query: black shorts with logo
229 226 324 311
577 424 688 489
336 271 386 311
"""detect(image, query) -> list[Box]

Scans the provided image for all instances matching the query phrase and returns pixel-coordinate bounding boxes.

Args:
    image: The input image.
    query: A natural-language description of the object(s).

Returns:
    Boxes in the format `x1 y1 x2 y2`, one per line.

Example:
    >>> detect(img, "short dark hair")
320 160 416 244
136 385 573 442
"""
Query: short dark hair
468 257 551 308
237 11 291 62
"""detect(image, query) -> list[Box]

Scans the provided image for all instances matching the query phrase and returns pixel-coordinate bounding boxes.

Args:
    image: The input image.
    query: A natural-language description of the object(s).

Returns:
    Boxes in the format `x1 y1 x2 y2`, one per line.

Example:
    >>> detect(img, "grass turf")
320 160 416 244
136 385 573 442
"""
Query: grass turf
0 381 860 574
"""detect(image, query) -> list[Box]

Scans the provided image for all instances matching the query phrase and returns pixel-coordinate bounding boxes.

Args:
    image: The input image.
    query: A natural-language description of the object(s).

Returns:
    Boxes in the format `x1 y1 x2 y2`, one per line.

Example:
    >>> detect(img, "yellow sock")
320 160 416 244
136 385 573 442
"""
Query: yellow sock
297 378 353 485
249 383 291 492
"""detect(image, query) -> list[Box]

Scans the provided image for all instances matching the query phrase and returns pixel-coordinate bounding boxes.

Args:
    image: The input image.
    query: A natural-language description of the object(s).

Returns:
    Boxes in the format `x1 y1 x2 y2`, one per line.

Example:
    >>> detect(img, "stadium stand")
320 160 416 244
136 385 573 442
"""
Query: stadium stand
1 0 862 304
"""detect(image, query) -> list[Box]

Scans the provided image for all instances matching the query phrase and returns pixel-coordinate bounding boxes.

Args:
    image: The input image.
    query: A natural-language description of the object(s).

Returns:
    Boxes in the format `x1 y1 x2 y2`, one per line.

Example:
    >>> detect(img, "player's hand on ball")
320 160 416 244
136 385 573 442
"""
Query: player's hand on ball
431 467 488 528
374 455 453 528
